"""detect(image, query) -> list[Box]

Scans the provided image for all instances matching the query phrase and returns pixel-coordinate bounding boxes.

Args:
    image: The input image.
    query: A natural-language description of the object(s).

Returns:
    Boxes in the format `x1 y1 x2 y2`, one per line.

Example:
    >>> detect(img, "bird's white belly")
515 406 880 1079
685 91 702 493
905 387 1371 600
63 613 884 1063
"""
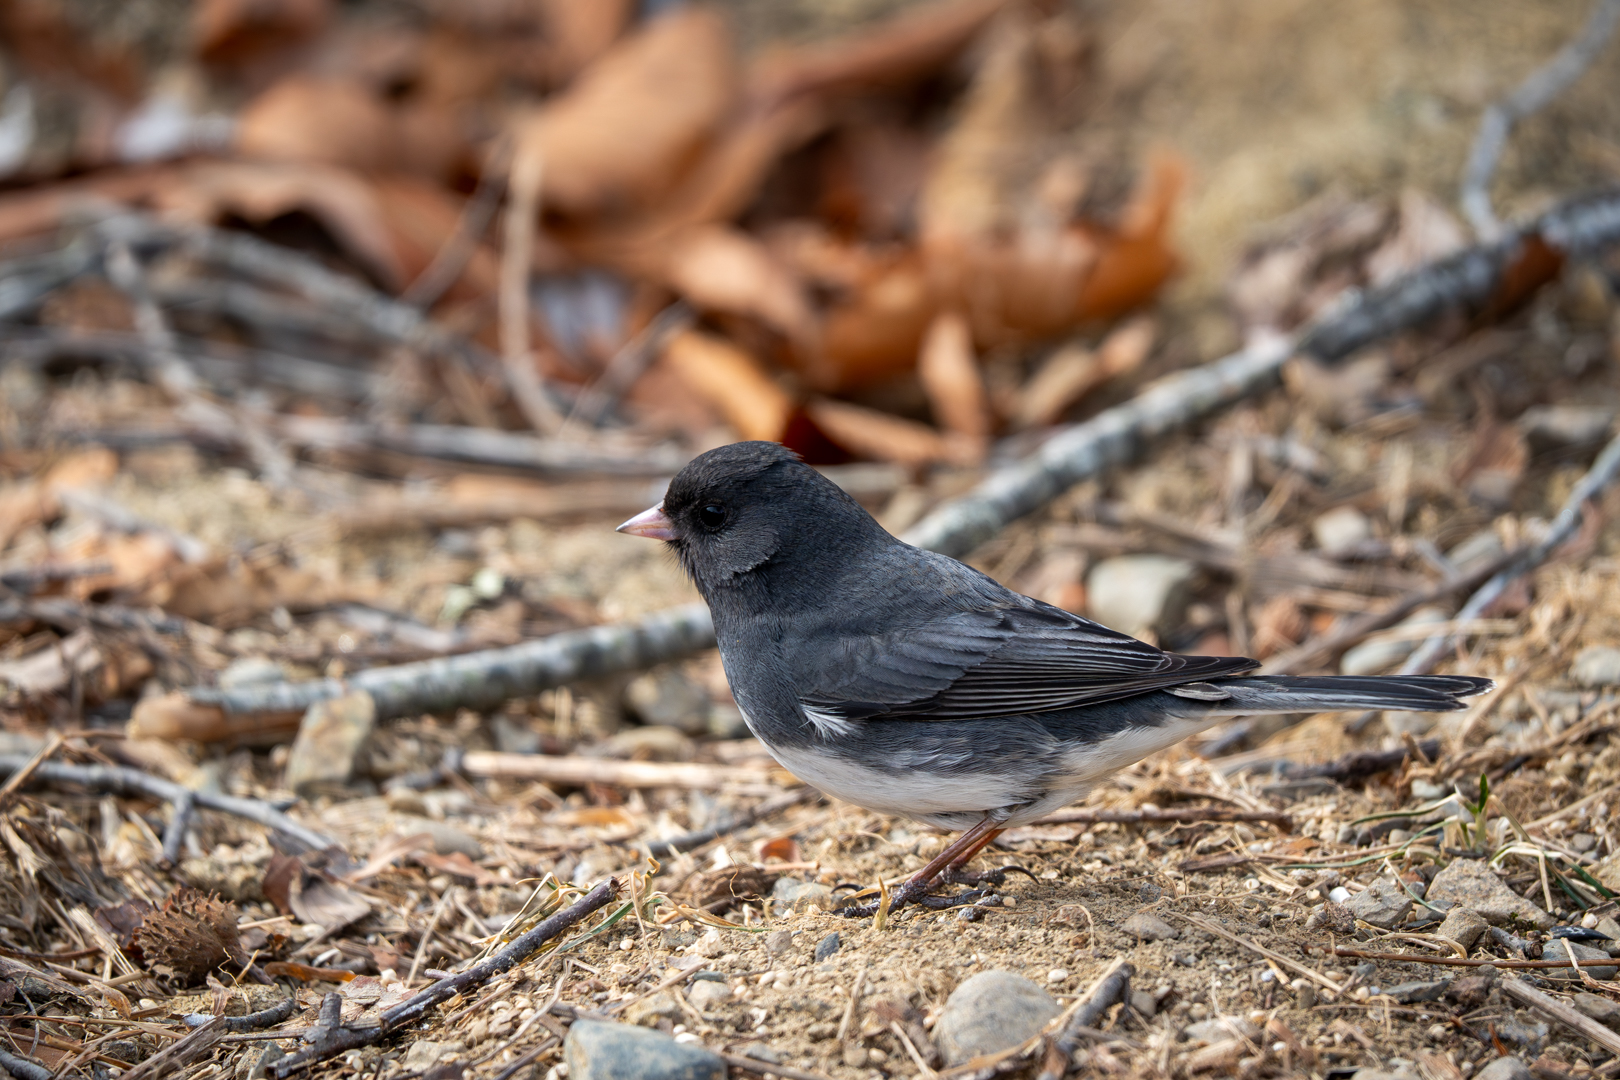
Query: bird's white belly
765 741 1029 824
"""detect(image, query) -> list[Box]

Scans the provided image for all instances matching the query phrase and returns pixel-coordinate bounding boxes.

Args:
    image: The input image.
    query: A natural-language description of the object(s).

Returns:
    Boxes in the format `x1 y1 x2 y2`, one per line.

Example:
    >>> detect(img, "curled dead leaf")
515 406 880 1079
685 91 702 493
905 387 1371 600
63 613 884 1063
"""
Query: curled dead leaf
918 310 989 443
806 397 978 467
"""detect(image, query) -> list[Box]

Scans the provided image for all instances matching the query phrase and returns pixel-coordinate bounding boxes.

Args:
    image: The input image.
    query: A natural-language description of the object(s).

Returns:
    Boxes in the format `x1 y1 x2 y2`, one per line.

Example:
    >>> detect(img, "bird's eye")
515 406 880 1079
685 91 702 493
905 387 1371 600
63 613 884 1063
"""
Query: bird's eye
698 504 727 529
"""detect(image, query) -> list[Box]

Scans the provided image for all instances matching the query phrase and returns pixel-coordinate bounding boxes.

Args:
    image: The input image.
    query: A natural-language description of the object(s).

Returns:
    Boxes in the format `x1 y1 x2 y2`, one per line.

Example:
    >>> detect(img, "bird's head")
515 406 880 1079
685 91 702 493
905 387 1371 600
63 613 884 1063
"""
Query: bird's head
617 441 890 597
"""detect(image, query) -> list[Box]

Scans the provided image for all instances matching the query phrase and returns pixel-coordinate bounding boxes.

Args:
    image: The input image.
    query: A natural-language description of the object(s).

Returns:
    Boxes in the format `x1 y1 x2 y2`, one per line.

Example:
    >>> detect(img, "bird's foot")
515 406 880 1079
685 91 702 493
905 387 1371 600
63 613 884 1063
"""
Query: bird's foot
938 863 1037 888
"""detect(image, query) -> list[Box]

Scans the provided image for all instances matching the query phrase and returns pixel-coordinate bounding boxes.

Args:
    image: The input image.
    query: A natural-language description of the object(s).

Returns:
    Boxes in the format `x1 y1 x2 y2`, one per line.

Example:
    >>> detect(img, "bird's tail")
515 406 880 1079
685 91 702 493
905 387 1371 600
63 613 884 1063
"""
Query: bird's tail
1182 674 1493 715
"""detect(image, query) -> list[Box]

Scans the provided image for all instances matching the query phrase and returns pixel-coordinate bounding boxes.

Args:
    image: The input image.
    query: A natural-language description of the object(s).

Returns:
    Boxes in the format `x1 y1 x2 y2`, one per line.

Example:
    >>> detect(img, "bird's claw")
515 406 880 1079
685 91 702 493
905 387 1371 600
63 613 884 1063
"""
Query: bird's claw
938 862 1036 887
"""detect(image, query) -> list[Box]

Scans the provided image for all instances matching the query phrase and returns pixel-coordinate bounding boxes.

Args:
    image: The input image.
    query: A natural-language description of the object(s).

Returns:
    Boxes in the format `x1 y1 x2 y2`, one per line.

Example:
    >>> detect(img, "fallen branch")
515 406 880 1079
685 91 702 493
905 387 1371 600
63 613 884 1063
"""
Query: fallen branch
269 878 619 1078
0 1049 52 1080
1499 972 1620 1058
0 756 336 852
1036 959 1132 1080
1460 0 1620 239
1027 806 1291 829
1332 946 1607 972
1275 740 1441 783
160 602 716 722
1399 429 1620 676
460 751 778 790
905 186 1620 559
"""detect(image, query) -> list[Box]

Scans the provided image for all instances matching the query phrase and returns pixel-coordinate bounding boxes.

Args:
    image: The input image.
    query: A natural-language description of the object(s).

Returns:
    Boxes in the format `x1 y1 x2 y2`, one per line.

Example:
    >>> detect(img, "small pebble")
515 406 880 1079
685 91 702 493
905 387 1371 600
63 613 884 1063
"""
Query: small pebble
1328 886 1351 904
1046 969 1069 983
813 932 841 962
933 972 1060 1066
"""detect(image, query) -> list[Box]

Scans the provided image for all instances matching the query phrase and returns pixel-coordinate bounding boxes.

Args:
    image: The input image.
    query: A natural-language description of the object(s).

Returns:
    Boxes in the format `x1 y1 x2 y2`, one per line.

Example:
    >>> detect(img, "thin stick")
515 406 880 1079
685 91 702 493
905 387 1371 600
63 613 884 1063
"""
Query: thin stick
1332 946 1612 971
1401 430 1620 676
1026 807 1290 829
1498 972 1620 1056
406 888 454 987
269 879 618 1078
646 787 819 857
1037 959 1131 1080
499 143 563 436
159 789 194 866
720 1054 839 1080
1179 913 1343 995
403 139 511 309
0 1049 52 1080
0 756 336 852
0 730 63 811
836 961 868 1045
1460 0 1620 239
462 753 775 790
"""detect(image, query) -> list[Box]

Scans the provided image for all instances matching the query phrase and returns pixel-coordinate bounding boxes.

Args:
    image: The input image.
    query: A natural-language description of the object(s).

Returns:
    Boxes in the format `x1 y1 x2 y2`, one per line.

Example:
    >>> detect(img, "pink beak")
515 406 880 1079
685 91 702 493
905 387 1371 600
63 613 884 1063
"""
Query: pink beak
616 502 676 541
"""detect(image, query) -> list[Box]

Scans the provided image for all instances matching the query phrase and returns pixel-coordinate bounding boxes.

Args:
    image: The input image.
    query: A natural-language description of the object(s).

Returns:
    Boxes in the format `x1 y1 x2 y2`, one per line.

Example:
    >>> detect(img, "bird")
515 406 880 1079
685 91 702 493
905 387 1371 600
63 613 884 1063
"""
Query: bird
617 441 1492 914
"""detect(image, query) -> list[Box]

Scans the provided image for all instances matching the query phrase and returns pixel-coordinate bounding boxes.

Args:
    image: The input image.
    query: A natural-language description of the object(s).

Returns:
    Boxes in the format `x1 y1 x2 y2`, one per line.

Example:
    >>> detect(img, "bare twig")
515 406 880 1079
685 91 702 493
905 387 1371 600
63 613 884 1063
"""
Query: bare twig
645 787 820 858
1037 959 1131 1080
1460 0 1620 239
268 878 619 1078
0 756 336 852
120 1016 227 1080
499 142 564 436
1332 947 1605 971
160 788 195 866
402 139 511 309
565 301 696 429
1399 430 1620 676
1499 973 1620 1057
1025 806 1291 829
460 752 777 791
721 1054 839 1080
1178 913 1344 995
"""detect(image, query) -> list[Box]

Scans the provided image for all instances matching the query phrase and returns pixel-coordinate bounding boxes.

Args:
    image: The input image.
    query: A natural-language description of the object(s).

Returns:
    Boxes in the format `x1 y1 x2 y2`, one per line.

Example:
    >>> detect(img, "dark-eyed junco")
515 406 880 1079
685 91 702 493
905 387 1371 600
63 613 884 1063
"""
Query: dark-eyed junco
619 442 1491 912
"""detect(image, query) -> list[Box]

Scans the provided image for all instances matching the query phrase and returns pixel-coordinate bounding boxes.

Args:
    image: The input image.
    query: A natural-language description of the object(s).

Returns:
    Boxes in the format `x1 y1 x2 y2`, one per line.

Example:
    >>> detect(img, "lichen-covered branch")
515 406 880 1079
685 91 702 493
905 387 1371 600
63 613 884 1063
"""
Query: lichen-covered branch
188 601 717 720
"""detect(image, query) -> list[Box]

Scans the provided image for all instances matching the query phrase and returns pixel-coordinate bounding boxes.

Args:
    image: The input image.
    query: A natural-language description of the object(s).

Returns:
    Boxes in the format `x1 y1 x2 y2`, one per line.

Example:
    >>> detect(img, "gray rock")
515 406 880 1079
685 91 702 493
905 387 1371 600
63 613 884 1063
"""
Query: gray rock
245 1042 284 1080
770 878 834 914
1382 978 1450 1004
1427 860 1553 929
1086 555 1196 638
1129 989 1157 1018
1350 875 1413 929
623 991 681 1027
1119 911 1178 942
687 979 732 1010
625 669 711 735
1543 941 1617 981
1573 991 1620 1030
1313 506 1372 555
1437 907 1489 951
402 1041 465 1072
565 1020 726 1080
1410 778 1449 801
1474 1056 1533 1080
765 930 796 958
390 817 485 859
283 689 376 795
813 932 841 962
934 972 1061 1066
1573 645 1620 688
1340 607 1446 676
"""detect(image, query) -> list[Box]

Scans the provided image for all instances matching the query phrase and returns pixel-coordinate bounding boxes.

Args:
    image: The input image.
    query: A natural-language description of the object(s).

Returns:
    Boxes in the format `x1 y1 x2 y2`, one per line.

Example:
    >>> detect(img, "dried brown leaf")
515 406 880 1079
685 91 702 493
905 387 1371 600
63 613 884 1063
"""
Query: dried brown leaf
918 310 990 444
517 8 737 218
660 330 794 443
658 224 817 347
193 0 330 68
806 397 978 467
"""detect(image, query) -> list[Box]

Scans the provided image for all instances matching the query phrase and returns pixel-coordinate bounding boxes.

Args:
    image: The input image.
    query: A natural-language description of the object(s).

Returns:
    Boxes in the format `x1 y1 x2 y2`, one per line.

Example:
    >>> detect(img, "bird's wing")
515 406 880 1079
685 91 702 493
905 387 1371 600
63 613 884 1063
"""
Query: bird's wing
795 602 1258 723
